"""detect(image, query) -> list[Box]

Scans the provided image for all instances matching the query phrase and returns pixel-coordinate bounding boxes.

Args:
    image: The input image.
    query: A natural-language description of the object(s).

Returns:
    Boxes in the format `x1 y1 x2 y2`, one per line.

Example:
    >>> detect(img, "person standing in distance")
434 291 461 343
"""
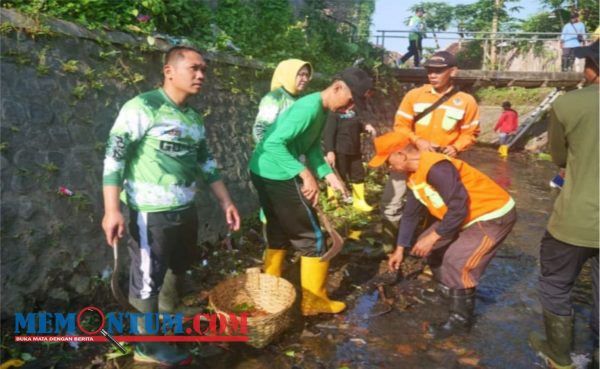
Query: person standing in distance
398 7 426 67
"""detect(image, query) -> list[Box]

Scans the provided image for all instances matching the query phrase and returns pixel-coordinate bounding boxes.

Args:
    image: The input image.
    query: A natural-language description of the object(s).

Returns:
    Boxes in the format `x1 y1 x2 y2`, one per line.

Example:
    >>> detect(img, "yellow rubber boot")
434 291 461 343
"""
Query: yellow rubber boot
300 256 346 316
263 248 286 277
498 145 508 157
326 186 339 207
351 183 373 212
326 186 336 200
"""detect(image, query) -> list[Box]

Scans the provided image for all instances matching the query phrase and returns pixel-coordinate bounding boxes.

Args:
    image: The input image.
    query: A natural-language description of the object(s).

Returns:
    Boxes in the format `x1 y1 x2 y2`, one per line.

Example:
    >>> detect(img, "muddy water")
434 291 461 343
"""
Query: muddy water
116 147 595 369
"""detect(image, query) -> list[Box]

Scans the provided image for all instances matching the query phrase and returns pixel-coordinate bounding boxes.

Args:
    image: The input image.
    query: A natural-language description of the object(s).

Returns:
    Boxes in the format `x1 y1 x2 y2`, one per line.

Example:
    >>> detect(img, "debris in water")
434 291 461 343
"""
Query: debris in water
349 338 366 345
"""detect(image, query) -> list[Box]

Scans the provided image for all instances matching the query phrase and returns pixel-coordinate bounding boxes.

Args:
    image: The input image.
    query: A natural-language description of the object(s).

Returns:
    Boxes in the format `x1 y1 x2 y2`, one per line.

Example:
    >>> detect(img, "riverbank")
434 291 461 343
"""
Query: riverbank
2 146 594 369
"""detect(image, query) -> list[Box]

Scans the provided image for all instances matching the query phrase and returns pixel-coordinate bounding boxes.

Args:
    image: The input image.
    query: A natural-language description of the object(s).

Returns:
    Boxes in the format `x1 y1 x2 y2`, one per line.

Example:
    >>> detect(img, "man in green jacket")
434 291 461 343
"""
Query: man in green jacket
529 40 599 369
249 67 373 316
102 46 240 366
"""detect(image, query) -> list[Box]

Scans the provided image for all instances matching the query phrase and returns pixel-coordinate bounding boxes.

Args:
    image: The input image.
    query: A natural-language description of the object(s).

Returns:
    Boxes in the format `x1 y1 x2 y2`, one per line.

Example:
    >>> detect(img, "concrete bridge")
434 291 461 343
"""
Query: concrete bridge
393 69 585 89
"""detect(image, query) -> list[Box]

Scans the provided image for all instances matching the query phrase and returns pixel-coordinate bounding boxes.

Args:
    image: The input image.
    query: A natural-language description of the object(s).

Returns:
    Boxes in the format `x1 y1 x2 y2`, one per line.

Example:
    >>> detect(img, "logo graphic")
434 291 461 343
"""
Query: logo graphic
14 306 249 353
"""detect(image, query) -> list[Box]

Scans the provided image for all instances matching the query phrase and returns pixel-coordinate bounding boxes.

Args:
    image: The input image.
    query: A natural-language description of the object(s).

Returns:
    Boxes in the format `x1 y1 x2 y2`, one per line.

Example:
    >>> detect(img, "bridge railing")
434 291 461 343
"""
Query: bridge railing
373 30 595 72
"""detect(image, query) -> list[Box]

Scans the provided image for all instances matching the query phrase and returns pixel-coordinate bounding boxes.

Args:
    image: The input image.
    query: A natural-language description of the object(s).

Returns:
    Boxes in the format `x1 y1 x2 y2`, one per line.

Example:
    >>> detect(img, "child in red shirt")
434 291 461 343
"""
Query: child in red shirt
494 101 519 145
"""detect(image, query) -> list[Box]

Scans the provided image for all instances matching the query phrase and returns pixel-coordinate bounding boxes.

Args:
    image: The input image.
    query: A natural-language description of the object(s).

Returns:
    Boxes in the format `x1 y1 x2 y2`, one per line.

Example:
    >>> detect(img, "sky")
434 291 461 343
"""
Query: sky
369 0 546 53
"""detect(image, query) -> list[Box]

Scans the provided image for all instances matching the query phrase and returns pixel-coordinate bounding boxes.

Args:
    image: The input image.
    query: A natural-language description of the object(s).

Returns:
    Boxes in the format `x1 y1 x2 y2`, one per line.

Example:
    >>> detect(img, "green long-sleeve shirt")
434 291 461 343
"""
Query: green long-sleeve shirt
252 88 297 144
103 89 220 212
249 92 333 180
547 84 599 248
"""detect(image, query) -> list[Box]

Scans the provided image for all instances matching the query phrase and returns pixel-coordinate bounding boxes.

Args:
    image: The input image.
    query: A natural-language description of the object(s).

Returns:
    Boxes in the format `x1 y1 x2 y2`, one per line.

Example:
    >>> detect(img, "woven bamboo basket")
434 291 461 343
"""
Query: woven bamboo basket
208 268 296 348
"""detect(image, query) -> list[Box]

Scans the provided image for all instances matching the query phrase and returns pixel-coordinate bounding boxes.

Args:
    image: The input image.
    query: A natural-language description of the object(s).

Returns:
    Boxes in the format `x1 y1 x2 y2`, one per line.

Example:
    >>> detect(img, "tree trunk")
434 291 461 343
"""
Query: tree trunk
490 0 503 70
482 39 489 70
432 31 440 49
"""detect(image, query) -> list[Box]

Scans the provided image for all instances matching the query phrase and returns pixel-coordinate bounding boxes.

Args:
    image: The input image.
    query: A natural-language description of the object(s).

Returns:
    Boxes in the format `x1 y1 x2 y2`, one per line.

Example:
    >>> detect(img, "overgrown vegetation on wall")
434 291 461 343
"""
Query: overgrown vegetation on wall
1 0 379 73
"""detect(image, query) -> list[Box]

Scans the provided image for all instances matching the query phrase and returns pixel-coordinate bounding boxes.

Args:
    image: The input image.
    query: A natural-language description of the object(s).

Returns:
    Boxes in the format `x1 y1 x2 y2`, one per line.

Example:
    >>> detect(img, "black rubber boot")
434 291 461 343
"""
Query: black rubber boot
429 288 475 338
129 296 193 367
528 309 574 369
420 268 449 304
420 281 450 304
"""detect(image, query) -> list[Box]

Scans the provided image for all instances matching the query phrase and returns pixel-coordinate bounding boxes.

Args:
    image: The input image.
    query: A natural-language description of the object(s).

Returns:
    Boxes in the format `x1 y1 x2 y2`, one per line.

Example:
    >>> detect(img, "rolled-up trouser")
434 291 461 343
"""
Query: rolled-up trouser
538 231 599 334
128 206 197 299
250 172 325 257
424 207 517 289
380 171 407 224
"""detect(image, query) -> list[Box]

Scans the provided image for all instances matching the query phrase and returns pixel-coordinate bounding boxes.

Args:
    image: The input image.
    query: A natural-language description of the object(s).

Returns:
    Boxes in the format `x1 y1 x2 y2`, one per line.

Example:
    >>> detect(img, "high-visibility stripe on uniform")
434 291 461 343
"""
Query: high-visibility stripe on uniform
461 121 479 129
407 152 514 226
396 110 413 120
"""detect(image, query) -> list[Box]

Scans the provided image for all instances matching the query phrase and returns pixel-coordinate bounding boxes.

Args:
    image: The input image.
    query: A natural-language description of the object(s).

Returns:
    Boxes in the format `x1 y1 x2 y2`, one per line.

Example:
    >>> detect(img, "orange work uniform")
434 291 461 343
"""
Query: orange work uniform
404 152 516 289
394 85 480 151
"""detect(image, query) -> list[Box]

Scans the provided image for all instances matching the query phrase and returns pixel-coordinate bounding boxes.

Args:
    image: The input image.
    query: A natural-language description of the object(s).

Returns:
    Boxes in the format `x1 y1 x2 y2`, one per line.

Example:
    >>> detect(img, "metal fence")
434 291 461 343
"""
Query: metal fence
373 30 595 72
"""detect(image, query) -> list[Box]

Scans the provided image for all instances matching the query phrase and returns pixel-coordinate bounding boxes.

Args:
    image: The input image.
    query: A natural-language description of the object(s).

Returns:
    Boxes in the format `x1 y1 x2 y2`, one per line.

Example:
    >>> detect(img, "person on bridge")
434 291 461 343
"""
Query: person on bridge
494 101 518 145
380 51 480 246
370 131 517 338
249 67 373 316
560 12 587 72
529 40 599 369
102 46 241 366
323 109 377 212
397 7 426 68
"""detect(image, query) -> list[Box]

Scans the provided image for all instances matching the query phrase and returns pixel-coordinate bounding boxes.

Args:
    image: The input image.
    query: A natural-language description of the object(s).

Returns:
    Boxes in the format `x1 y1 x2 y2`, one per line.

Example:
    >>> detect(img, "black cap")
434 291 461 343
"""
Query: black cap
570 12 579 19
574 40 599 65
334 67 374 112
416 7 424 13
423 51 457 68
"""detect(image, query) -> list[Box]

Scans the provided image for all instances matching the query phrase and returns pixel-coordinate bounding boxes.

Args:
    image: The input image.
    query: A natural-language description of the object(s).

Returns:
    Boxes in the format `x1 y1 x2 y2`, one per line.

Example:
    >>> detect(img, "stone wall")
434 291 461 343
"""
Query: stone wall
0 9 270 315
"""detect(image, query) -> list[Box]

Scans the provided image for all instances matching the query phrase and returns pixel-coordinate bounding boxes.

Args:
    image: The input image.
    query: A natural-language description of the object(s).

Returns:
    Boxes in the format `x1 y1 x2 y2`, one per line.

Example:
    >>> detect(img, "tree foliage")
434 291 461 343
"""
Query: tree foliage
534 0 599 32
453 0 522 34
408 2 454 32
1 0 378 74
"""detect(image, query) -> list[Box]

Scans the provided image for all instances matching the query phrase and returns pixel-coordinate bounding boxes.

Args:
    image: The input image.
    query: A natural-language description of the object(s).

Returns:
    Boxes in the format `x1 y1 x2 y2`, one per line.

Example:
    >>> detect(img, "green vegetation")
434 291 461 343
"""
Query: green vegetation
1 0 378 74
71 82 87 99
474 86 555 106
35 47 50 75
40 162 59 173
61 59 78 73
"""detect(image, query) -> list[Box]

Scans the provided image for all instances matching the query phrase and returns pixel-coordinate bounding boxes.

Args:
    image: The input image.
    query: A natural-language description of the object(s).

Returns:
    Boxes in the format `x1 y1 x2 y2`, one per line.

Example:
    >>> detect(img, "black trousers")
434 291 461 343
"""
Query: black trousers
400 37 423 67
336 153 365 184
538 231 599 336
250 172 325 256
128 206 197 299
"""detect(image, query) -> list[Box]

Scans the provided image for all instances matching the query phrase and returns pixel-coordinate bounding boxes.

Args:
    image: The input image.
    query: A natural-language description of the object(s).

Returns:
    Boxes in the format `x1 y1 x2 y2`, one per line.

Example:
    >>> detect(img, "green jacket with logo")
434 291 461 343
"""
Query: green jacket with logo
103 89 220 212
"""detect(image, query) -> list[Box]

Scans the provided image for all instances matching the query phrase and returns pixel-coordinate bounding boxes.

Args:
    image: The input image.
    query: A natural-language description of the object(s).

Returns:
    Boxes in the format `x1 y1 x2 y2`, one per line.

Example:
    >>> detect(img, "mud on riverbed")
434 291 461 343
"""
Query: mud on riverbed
1 148 595 369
